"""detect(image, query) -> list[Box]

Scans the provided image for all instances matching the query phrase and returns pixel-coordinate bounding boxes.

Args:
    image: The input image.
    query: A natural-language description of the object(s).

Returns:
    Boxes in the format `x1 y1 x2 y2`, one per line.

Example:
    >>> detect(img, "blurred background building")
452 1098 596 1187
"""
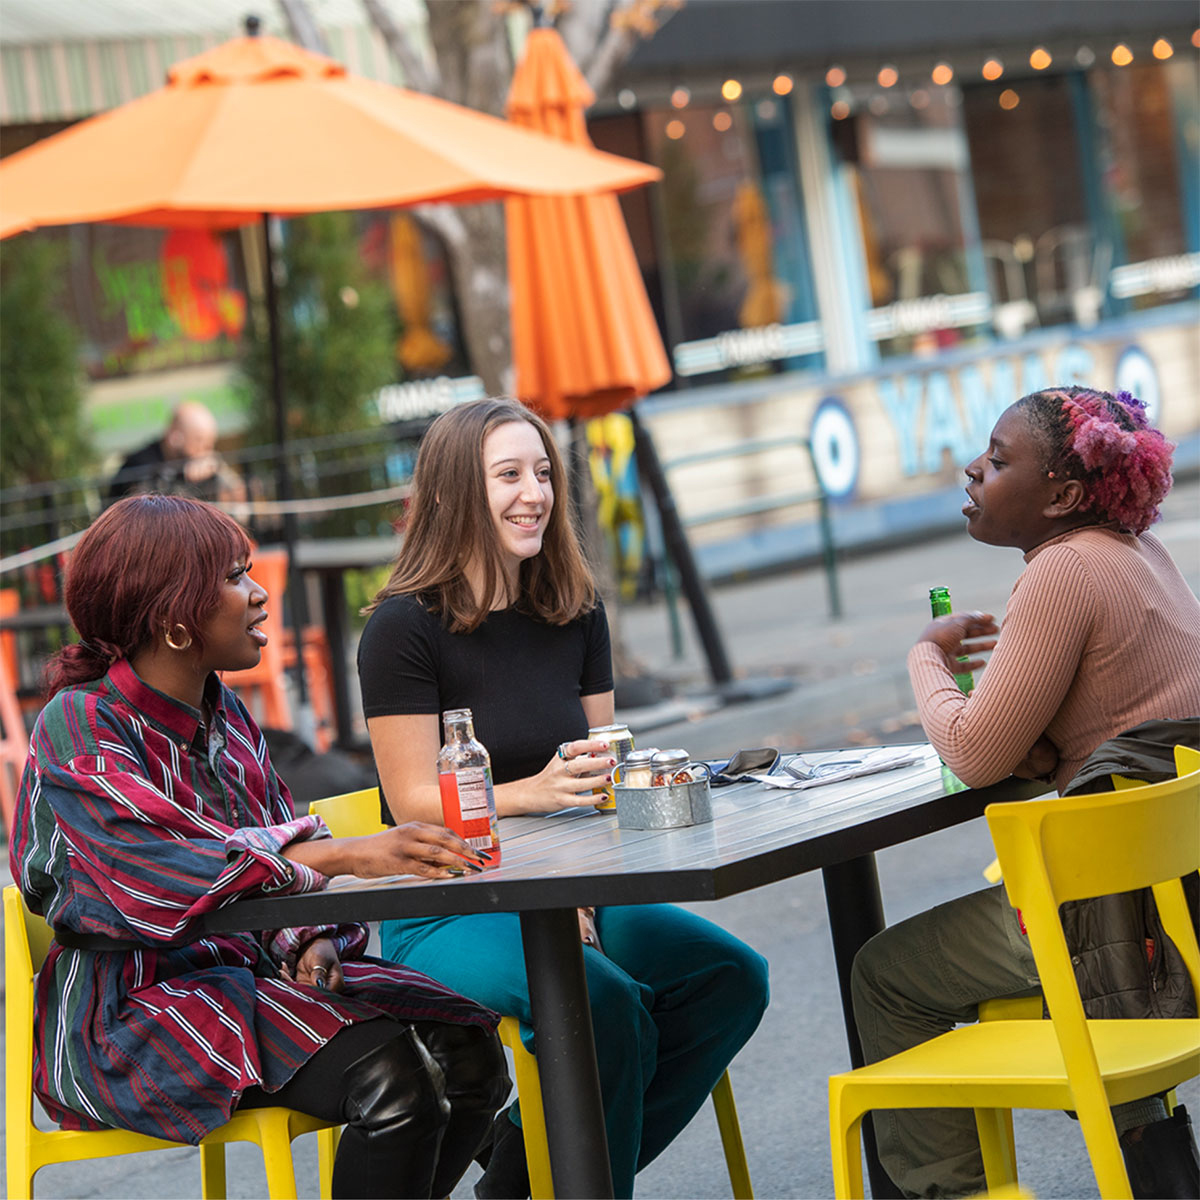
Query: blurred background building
1 0 1197 579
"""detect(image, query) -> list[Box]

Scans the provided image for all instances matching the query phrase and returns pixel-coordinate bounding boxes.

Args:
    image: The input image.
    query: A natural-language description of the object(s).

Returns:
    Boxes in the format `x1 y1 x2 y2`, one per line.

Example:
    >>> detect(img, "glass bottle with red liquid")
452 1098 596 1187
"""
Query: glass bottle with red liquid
437 708 501 868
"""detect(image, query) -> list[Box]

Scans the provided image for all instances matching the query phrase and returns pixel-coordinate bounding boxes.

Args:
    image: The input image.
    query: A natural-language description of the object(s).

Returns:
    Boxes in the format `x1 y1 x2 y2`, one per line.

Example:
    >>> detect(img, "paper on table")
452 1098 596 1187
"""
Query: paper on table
749 744 932 789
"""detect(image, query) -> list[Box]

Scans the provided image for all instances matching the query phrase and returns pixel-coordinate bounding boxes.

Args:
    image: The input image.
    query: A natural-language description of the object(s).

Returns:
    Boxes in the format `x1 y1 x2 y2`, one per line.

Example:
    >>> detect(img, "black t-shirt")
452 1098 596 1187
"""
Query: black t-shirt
357 594 613 789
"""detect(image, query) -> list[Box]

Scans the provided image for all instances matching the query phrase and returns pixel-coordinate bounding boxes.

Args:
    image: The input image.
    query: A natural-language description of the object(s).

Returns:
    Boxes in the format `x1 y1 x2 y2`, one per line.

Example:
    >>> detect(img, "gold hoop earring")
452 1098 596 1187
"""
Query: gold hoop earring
164 624 193 651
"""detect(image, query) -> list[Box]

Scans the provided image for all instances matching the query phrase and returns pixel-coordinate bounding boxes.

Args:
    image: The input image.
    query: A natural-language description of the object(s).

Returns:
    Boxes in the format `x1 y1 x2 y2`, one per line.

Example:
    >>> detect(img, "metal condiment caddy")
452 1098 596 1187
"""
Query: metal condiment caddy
612 747 713 830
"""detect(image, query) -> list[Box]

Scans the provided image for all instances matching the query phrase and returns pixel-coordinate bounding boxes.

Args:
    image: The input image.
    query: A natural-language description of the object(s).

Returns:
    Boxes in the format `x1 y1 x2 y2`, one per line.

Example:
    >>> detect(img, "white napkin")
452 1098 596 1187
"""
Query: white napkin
749 744 931 789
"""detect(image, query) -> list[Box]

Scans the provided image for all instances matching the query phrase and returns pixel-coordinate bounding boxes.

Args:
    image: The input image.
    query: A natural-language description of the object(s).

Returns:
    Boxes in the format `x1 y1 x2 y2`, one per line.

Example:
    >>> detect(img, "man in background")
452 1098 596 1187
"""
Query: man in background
107 400 245 506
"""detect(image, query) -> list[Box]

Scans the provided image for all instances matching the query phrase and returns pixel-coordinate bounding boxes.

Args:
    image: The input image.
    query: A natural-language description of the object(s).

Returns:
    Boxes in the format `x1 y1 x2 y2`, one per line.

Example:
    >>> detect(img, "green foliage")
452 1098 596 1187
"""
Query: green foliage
0 236 92 488
343 564 393 630
238 212 395 444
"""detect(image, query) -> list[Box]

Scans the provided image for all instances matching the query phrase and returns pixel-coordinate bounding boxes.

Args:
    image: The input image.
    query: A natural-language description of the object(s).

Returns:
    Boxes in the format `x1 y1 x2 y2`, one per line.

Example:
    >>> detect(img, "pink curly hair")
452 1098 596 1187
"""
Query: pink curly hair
1016 386 1174 535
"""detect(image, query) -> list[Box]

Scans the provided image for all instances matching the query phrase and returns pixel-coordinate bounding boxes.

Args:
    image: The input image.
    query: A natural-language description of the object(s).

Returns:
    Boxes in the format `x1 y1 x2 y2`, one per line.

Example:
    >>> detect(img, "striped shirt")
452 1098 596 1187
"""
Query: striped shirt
909 526 1200 792
10 659 495 1144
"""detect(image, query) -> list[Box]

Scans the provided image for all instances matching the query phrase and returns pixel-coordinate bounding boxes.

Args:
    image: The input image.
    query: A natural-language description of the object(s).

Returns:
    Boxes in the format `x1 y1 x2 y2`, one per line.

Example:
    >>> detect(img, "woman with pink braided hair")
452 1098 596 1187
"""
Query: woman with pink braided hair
851 386 1200 1198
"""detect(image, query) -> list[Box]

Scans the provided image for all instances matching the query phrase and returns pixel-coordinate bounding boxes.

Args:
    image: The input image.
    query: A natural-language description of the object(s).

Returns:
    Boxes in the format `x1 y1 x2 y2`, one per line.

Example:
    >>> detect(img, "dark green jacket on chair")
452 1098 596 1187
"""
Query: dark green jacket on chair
1060 716 1200 1021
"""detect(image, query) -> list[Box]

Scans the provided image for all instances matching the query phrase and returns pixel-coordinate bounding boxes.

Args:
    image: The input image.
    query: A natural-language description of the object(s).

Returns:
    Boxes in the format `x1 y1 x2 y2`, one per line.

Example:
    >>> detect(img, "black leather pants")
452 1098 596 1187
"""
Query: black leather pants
240 1018 509 1199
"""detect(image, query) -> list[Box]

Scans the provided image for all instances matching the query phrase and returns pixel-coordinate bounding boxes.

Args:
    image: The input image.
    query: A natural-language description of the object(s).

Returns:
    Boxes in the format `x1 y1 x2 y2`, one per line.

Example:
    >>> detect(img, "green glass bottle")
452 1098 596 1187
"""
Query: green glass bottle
929 586 975 694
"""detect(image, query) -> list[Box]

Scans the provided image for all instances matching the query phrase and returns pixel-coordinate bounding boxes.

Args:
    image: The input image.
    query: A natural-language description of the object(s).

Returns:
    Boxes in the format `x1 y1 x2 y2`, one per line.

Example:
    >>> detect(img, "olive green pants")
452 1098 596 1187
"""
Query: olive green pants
851 885 1165 1198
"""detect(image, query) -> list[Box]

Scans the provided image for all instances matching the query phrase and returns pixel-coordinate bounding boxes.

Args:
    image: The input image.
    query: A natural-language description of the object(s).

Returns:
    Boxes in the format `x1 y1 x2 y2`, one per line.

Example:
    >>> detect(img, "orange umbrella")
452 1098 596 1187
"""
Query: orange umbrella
506 27 670 421
0 33 660 231
0 211 33 239
0 27 660 715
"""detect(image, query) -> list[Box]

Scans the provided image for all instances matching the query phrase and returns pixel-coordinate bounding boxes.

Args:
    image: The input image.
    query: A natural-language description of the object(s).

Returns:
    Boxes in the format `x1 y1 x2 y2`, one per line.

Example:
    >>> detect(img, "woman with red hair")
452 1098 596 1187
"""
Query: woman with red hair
852 387 1200 1198
11 494 509 1200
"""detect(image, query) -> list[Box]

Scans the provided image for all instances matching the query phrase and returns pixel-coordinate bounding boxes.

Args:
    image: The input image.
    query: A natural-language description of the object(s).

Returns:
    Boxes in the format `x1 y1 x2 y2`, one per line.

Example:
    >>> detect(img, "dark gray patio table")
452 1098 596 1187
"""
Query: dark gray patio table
203 747 1050 1199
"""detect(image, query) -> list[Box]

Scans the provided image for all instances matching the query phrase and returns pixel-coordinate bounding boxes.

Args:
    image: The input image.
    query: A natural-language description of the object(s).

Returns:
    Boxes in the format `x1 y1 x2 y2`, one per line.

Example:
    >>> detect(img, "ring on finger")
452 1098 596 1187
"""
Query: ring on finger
557 742 571 761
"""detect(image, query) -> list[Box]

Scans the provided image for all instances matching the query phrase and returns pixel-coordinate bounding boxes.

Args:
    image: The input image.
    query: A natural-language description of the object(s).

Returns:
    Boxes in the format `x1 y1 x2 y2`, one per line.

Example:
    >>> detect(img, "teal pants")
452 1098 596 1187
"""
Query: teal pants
380 904 769 1198
851 885 1167 1198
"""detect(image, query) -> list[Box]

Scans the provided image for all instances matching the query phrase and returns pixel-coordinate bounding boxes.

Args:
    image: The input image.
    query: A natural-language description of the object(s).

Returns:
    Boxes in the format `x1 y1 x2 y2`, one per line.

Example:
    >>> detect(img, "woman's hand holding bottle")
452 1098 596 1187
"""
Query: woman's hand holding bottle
285 823 490 880
916 610 999 675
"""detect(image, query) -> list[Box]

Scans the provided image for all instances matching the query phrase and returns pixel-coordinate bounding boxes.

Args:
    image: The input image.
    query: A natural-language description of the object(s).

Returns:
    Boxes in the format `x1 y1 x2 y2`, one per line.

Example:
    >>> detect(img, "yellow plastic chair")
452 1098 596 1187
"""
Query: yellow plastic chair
310 787 755 1199
828 754 1200 1200
5 885 339 1200
982 770 1165 882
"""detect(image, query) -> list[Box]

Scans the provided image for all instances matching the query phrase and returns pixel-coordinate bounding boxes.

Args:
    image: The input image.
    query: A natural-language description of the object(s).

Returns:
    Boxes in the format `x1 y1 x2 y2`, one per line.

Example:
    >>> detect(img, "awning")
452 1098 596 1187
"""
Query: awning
0 23 405 124
621 0 1199 81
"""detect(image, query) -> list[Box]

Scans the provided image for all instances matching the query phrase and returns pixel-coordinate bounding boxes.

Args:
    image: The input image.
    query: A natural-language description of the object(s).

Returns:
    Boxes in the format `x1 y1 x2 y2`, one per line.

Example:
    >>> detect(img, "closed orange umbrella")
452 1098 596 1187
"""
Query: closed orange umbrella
0 33 660 231
506 27 670 420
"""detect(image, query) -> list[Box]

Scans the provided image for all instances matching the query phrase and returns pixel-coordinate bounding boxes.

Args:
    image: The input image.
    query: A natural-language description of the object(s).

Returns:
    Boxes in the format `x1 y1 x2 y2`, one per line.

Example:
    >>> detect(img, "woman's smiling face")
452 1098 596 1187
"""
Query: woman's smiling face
482 420 554 575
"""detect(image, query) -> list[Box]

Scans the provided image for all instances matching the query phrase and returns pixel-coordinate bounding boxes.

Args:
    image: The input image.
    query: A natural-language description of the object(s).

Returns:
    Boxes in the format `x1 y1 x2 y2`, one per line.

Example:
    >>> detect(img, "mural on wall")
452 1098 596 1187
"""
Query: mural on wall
641 317 1193 573
84 226 247 376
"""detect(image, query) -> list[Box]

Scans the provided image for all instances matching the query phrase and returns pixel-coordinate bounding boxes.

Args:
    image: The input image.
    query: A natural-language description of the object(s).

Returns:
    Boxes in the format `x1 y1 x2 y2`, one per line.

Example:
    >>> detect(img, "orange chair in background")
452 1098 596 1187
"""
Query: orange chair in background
0 653 29 832
285 632 335 753
0 589 20 691
222 551 293 732
224 550 335 750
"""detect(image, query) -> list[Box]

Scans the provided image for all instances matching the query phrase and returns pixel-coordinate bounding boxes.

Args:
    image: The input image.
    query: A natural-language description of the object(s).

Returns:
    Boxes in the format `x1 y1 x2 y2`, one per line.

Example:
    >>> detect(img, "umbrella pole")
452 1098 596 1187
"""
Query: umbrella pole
262 213 312 717
628 406 733 686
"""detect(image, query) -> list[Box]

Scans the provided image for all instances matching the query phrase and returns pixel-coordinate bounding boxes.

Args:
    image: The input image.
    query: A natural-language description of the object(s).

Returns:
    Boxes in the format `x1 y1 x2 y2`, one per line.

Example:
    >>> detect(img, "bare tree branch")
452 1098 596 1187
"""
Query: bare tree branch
277 0 331 53
572 0 682 97
582 19 638 96
361 0 440 94
410 204 468 255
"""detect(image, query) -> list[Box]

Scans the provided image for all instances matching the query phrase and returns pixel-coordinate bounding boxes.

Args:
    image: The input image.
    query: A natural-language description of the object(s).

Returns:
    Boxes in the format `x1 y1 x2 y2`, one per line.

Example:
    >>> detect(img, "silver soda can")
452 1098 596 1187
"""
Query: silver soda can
588 722 635 810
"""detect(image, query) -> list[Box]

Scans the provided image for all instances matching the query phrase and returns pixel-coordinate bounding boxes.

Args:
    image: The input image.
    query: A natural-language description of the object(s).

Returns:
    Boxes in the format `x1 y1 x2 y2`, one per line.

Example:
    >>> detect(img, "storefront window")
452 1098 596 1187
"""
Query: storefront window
1090 58 1200 312
962 59 1200 333
832 86 990 358
961 73 1094 333
640 93 822 382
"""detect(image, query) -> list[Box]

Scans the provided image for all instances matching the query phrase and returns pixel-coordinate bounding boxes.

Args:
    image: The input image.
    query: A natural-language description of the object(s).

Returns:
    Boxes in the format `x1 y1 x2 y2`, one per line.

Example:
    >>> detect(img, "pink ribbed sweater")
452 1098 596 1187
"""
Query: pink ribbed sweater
908 526 1200 793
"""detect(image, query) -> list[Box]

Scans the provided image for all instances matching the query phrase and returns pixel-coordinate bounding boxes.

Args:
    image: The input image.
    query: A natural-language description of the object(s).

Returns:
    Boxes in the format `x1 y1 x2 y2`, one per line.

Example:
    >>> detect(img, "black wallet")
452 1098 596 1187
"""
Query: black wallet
706 747 781 786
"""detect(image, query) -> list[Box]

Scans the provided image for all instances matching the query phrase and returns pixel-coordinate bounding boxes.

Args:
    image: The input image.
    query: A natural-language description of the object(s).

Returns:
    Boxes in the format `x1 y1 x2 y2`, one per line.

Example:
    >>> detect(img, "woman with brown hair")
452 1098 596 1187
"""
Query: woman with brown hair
11 494 510 1200
357 397 769 1199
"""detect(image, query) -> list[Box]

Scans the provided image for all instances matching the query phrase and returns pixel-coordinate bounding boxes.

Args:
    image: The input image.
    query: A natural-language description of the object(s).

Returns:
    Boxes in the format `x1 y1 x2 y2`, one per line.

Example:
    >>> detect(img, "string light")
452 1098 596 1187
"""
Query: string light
1192 29 1200 49
644 31 1190 131
617 88 637 110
